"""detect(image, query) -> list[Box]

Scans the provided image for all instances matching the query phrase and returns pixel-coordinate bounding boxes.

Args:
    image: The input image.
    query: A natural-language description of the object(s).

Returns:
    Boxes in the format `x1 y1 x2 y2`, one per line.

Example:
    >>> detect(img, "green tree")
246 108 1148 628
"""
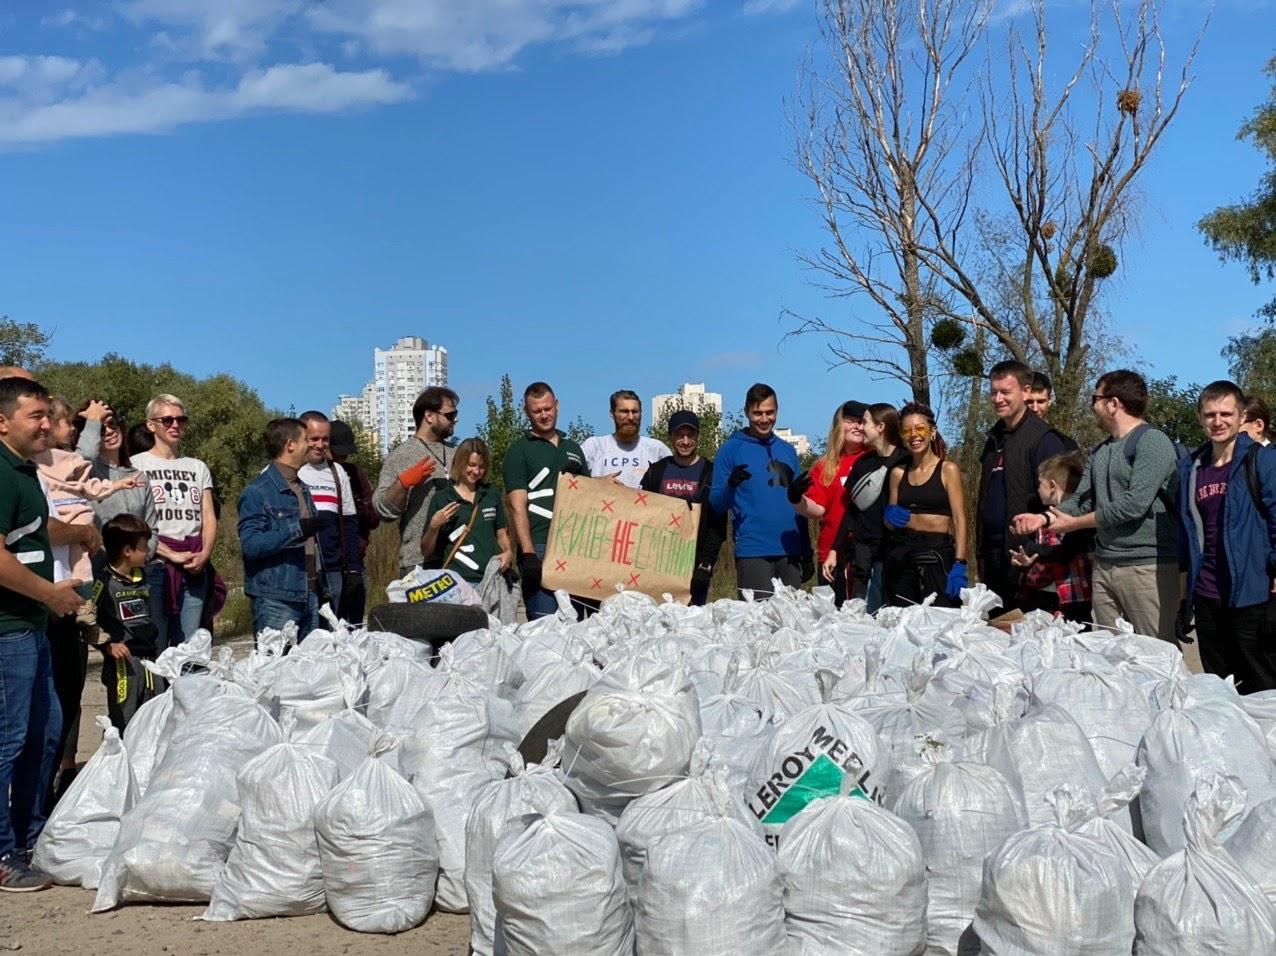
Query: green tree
564 415 593 447
1145 376 1205 447
1223 326 1276 402
647 401 743 461
343 419 383 489
0 316 50 368
1199 56 1276 319
477 374 523 492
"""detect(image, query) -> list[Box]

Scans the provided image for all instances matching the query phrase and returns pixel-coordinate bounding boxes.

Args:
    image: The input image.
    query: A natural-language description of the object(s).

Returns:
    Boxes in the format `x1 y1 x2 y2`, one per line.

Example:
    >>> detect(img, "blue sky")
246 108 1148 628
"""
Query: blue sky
1 0 1272 445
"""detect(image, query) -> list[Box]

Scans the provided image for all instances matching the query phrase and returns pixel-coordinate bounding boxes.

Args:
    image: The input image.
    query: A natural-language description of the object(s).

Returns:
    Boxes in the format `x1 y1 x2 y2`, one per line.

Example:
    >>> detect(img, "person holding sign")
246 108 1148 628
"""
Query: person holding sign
581 390 671 489
502 382 587 620
421 438 513 584
708 383 813 597
640 410 727 605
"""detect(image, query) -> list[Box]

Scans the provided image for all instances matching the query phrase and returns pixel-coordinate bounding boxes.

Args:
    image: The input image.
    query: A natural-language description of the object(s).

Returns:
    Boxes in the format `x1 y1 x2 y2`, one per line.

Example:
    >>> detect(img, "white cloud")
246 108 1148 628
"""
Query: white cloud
306 0 703 71
118 0 302 60
0 54 87 89
0 62 411 145
742 0 800 14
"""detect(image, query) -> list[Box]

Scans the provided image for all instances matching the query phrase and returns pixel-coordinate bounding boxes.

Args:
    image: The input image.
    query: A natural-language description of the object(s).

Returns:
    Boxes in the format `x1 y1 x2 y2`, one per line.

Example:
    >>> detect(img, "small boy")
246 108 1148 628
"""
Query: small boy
93 514 165 731
1010 451 1096 623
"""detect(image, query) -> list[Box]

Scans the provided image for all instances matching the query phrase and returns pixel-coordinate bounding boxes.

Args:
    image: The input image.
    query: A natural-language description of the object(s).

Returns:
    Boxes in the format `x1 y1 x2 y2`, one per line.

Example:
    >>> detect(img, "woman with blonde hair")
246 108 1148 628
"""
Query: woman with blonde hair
421 437 513 584
790 400 869 576
882 403 969 607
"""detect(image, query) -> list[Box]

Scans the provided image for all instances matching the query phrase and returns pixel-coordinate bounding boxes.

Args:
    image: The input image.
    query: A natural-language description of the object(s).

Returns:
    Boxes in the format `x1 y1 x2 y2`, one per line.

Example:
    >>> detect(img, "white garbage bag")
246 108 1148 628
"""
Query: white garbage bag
364 656 436 728
616 741 760 892
561 652 702 824
745 687 889 849
465 748 578 956
202 731 340 920
262 649 362 733
121 691 171 797
292 708 379 780
1072 765 1161 884
313 738 439 934
33 716 137 888
1134 773 1276 955
963 682 1110 830
492 809 633 956
1029 658 1152 781
1136 678 1276 855
974 786 1136 955
1224 795 1276 908
635 792 787 955
893 741 1026 956
93 695 282 908
778 785 927 956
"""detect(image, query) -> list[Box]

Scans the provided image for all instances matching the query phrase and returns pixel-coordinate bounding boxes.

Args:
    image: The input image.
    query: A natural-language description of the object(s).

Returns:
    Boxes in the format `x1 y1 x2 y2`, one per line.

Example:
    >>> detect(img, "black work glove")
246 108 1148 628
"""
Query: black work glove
1174 599 1195 645
728 464 752 488
787 470 814 504
560 458 584 477
518 552 543 596
298 517 322 538
800 553 815 584
691 563 713 594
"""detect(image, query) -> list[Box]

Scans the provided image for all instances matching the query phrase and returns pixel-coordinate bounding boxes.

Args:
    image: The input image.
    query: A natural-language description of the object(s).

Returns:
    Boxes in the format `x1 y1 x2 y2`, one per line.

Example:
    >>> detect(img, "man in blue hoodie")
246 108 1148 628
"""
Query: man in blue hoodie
709 383 812 597
1177 379 1276 693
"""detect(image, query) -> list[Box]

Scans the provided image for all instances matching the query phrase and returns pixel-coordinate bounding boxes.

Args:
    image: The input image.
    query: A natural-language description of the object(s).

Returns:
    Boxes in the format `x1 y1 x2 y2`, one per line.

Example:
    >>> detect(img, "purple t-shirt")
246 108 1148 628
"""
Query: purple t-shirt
1194 461 1230 601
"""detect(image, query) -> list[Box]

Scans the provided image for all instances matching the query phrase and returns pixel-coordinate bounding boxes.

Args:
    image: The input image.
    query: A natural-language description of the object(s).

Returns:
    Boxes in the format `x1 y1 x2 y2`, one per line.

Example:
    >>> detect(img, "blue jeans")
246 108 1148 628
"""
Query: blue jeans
0 629 61 859
146 561 209 655
323 571 343 615
251 592 320 640
524 542 561 621
865 561 885 614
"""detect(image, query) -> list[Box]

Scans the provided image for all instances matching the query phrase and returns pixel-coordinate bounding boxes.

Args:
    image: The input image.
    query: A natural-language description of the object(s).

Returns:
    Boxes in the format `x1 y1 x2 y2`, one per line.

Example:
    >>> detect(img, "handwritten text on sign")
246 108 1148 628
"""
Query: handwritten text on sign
542 473 701 604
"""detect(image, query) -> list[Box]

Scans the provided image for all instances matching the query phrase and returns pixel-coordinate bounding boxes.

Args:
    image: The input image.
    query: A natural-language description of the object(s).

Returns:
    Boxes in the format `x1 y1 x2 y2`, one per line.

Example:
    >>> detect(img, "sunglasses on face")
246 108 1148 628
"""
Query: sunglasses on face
435 410 458 422
1091 394 1113 405
901 424 932 437
151 415 189 428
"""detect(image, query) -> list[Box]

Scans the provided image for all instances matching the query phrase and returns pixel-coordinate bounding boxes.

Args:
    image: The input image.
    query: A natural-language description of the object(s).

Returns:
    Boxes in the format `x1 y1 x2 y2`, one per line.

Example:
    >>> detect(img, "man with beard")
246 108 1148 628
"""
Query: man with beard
373 387 458 578
581 390 670 489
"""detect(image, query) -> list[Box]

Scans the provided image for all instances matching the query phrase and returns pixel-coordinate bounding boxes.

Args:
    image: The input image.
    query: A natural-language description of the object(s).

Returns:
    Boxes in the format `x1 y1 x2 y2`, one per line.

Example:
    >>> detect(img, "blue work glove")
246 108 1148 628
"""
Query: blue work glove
883 504 911 529
945 560 968 599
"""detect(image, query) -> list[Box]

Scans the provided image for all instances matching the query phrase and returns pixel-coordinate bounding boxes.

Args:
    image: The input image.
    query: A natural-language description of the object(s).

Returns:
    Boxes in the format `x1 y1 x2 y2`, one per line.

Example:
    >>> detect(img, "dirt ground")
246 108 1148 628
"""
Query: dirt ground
2 671 472 956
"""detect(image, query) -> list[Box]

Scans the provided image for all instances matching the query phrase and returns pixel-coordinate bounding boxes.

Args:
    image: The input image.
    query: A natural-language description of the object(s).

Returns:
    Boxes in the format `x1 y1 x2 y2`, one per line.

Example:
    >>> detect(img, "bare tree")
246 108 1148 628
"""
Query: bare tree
791 0 1205 431
789 0 990 407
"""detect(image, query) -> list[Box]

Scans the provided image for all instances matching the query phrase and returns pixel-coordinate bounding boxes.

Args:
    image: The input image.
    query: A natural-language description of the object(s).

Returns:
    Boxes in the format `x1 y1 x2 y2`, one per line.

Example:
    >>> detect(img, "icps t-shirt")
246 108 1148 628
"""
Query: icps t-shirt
581 434 672 489
130 452 214 542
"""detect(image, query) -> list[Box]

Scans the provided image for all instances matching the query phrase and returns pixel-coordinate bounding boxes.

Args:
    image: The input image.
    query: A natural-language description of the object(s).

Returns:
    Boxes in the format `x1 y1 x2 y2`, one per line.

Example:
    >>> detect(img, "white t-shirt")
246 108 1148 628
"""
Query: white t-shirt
298 462 357 516
130 452 214 542
581 434 672 489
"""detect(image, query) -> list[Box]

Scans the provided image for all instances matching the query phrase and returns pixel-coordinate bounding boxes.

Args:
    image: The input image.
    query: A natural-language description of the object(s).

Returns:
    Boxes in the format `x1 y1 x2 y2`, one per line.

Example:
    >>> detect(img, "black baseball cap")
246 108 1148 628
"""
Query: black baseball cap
840 400 868 419
329 420 357 456
668 410 701 434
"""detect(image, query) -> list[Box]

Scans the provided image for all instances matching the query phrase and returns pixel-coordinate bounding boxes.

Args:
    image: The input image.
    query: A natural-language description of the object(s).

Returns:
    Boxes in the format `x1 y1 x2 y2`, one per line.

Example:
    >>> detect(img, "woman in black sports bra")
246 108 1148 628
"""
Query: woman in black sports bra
882 403 969 607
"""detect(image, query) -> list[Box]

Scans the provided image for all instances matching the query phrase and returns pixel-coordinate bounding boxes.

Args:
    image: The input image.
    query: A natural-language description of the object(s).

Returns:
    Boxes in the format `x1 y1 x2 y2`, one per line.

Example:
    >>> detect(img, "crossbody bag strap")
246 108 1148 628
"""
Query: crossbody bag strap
328 461 350 573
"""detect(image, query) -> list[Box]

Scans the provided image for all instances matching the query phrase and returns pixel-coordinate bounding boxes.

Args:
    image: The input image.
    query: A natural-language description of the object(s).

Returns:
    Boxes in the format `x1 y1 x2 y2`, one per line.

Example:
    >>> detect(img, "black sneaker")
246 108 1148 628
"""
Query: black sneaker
0 854 52 892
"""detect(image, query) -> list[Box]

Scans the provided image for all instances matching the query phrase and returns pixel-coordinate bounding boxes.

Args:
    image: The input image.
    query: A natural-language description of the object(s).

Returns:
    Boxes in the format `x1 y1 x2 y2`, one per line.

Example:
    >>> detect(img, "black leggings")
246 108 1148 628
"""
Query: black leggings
884 532 957 608
1195 595 1276 694
47 613 87 767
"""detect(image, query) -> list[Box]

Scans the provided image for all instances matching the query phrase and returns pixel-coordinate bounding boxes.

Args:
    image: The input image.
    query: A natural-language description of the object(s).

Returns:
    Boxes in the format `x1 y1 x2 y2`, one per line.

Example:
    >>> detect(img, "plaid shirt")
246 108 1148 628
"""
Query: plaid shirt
1020 528 1094 606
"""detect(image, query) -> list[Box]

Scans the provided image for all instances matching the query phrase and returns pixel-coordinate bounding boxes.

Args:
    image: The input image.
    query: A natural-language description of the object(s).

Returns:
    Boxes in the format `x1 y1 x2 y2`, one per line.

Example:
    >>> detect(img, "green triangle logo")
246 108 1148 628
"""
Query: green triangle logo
761 753 869 826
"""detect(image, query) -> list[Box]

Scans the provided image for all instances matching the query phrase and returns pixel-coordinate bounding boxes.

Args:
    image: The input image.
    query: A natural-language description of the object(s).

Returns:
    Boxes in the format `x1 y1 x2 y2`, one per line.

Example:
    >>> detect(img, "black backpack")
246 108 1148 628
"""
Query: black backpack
1090 423 1189 512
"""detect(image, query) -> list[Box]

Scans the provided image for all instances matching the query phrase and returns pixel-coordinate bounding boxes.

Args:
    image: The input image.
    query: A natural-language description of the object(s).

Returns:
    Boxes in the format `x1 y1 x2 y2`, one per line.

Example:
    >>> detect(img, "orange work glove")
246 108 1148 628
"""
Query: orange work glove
397 457 436 489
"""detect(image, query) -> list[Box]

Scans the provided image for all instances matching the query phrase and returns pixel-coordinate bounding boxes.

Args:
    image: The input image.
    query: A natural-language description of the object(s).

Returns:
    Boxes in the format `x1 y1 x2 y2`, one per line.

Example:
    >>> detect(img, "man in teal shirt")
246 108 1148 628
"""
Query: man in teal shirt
0 376 86 891
502 382 586 619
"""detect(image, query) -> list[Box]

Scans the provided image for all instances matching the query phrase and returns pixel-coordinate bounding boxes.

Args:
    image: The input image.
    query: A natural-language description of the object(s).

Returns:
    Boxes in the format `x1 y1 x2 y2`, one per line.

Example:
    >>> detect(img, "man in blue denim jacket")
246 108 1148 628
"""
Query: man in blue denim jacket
237 418 323 636
1177 380 1276 693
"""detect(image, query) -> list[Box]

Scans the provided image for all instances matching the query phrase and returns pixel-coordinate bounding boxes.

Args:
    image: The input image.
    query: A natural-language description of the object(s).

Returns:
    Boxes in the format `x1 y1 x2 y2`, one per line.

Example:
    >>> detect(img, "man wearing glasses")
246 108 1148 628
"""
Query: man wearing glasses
1014 370 1181 642
708 382 813 598
130 394 216 652
373 386 459 578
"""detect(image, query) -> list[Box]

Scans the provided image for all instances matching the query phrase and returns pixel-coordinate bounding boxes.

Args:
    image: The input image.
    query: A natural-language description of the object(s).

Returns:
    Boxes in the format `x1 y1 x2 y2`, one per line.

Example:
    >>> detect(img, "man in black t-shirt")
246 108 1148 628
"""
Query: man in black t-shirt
641 411 727 605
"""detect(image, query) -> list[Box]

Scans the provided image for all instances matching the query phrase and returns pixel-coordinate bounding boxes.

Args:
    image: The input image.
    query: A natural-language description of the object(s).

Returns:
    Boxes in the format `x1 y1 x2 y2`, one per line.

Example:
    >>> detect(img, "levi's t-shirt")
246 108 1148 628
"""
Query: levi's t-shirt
657 460 710 502
129 452 214 542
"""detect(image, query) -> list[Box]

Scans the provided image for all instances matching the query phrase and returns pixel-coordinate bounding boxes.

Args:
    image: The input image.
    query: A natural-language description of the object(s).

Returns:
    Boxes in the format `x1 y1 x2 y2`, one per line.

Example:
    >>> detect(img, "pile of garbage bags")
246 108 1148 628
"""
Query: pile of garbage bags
35 586 1276 952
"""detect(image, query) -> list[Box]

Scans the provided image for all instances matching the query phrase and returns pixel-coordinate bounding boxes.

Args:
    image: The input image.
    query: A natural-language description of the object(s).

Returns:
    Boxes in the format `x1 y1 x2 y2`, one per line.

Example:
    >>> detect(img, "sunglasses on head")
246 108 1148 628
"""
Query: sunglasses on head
151 415 189 428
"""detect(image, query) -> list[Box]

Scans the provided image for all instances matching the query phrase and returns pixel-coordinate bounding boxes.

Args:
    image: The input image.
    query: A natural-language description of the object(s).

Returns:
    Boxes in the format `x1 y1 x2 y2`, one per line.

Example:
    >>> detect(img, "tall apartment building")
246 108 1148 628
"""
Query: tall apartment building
651 382 723 423
331 336 449 454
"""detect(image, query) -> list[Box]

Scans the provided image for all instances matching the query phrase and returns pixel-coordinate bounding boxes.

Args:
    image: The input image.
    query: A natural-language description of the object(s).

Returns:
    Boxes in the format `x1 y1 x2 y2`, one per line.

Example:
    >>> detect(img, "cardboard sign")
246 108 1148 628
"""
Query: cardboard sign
542 473 701 604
